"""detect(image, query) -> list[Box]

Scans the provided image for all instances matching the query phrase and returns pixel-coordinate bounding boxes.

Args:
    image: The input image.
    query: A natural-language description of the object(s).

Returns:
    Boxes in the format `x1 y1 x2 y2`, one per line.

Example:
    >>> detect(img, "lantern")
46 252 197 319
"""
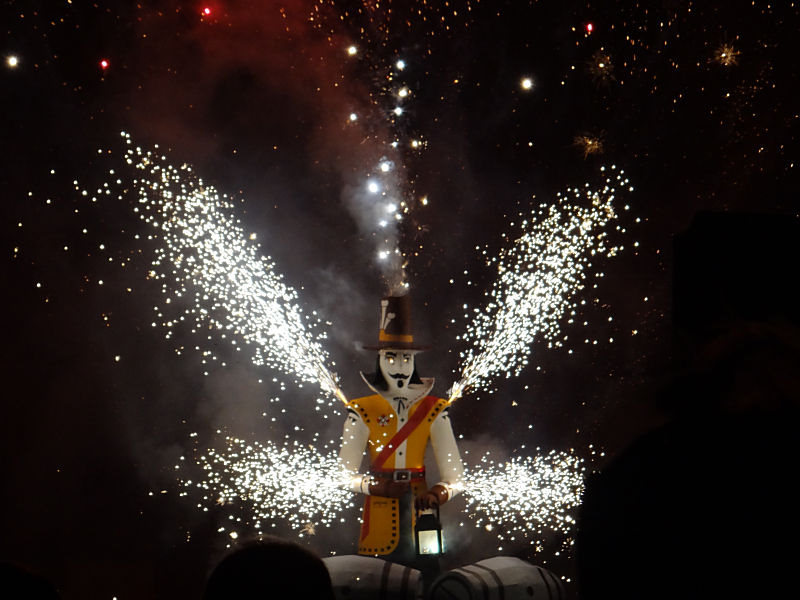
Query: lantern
415 507 444 556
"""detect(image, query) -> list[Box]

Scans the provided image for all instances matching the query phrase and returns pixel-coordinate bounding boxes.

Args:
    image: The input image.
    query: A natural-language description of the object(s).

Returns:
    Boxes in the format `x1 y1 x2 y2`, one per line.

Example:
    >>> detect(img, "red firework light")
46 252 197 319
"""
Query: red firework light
99 59 110 70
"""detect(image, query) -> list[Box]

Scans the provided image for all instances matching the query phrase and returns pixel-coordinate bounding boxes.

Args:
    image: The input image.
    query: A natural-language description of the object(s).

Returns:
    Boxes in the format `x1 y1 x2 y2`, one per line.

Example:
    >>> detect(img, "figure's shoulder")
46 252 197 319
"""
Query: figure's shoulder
418 396 455 426
428 395 450 415
346 394 389 423
347 394 385 412
412 395 449 416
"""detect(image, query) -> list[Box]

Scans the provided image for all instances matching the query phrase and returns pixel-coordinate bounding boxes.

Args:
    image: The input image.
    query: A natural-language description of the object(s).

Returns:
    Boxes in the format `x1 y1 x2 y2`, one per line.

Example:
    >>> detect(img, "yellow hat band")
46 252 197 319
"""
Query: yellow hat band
378 330 414 343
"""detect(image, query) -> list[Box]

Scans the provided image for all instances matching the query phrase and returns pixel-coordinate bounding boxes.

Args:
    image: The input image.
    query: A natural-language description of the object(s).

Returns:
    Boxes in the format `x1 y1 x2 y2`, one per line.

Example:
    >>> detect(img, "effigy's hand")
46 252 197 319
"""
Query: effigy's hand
368 479 410 498
415 484 449 510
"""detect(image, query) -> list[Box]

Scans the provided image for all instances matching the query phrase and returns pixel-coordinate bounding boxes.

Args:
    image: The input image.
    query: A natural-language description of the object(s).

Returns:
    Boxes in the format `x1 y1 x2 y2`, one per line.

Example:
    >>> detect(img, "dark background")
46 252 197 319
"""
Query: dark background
2 1 798 598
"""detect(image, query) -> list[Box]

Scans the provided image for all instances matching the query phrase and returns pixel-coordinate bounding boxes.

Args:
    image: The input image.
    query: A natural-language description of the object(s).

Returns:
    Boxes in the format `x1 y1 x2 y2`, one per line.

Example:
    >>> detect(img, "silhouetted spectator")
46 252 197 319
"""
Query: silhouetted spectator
202 536 335 600
576 212 800 598
0 561 60 599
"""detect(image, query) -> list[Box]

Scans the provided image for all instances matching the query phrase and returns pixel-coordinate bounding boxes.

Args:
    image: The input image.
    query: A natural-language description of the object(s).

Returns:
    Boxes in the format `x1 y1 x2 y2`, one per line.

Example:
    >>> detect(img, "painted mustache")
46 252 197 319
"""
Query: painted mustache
388 373 410 388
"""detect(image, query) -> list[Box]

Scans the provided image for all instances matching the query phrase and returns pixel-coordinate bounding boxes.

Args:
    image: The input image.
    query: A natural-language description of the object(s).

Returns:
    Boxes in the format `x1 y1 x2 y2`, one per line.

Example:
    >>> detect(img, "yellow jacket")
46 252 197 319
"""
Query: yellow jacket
339 380 464 555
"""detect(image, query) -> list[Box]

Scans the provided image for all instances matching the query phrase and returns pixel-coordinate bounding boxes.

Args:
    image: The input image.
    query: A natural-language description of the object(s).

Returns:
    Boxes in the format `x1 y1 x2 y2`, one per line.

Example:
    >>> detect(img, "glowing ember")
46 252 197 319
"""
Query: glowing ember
589 49 615 83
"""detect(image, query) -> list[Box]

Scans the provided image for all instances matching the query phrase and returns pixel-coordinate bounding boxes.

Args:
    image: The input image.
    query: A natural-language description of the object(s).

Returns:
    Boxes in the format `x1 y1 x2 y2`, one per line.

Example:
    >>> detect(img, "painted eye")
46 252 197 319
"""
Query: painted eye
388 357 395 364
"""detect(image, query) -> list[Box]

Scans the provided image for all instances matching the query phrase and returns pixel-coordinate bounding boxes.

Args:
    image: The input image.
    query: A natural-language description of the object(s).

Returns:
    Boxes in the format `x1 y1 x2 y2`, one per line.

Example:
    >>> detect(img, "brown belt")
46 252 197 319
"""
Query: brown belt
370 469 426 482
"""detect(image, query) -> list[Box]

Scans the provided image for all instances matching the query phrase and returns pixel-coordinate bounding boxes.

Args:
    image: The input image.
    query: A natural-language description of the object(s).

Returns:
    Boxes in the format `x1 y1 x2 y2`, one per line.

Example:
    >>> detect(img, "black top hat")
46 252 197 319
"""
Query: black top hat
362 295 430 351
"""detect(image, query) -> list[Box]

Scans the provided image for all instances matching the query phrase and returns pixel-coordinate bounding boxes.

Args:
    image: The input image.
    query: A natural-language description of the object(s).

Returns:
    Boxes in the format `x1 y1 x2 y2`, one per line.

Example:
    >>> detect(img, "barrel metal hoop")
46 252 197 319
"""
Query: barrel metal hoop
456 566 491 600
400 564 411 599
470 563 505 600
379 559 392 600
536 565 562 600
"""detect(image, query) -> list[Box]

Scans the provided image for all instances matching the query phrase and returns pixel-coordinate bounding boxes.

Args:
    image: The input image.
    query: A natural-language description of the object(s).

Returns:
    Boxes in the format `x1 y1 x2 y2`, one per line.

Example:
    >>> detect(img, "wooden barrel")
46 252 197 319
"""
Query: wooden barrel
323 555 423 600
428 556 566 600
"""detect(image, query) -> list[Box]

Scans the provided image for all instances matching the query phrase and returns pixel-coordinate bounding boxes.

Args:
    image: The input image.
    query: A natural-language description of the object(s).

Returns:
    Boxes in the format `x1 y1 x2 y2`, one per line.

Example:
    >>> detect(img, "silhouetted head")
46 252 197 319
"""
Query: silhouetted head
203 537 335 600
576 212 800 599
0 562 60 599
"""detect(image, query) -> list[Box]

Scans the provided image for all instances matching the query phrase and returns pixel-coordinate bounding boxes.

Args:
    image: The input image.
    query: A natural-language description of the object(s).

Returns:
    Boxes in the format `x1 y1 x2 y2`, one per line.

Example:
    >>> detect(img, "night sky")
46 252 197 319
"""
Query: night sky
2 1 799 598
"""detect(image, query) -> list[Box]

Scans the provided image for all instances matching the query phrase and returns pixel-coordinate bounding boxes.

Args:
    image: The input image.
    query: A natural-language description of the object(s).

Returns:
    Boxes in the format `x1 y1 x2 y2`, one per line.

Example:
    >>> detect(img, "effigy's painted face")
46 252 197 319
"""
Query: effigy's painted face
379 348 417 394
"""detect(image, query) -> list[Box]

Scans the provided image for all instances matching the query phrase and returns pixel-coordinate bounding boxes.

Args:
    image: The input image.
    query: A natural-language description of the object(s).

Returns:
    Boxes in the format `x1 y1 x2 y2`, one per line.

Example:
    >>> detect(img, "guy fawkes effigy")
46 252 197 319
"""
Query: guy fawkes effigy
338 294 464 564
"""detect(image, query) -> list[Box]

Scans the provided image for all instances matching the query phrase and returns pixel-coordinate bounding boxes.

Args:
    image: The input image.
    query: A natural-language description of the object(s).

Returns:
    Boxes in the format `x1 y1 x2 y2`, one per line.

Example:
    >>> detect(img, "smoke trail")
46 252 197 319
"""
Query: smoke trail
340 152 409 295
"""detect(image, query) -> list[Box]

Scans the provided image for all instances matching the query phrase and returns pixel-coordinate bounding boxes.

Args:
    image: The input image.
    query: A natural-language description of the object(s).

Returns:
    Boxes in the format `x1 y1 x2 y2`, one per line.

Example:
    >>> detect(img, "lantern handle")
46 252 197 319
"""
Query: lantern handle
416 503 440 521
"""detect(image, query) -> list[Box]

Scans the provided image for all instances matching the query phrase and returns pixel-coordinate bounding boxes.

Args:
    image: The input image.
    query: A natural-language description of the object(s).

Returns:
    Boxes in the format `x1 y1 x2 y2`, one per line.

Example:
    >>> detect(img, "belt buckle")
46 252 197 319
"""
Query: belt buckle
393 469 411 481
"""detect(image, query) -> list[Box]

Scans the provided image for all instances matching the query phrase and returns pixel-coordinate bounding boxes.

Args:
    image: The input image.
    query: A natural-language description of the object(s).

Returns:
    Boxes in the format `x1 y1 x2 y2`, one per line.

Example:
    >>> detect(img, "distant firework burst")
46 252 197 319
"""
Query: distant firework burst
574 133 605 159
120 132 346 405
449 167 633 402
713 43 741 67
588 48 615 84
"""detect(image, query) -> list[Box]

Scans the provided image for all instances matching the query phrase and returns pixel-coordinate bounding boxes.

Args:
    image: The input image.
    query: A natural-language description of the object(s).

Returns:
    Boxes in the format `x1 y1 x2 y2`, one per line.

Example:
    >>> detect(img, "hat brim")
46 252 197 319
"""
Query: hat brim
361 341 431 351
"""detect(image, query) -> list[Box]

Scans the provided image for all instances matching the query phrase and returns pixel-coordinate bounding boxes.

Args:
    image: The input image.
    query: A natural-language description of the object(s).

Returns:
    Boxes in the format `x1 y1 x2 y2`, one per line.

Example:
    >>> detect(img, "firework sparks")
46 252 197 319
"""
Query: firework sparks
117 132 346 405
179 435 356 535
449 168 632 402
461 450 586 549
109 131 612 548
180 433 586 549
